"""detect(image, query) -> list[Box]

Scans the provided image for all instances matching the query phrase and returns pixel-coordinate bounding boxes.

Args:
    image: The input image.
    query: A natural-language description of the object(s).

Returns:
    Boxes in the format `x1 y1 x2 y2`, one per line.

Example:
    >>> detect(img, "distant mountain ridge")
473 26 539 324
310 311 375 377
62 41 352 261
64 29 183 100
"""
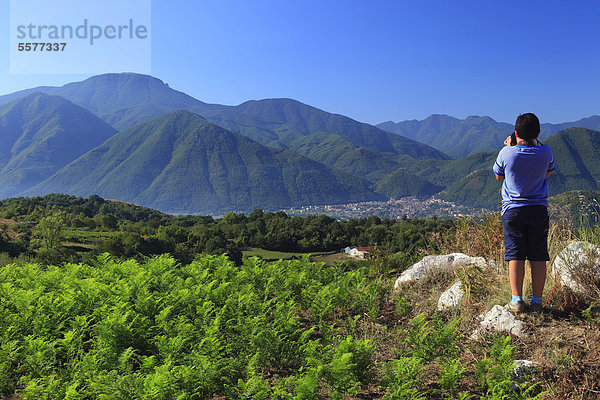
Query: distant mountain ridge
378 114 600 158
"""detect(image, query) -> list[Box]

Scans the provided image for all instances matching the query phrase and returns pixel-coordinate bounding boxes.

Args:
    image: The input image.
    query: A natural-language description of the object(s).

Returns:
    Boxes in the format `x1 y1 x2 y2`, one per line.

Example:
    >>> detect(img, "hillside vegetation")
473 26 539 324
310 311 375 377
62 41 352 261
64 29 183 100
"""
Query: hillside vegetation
0 194 451 267
1 203 599 399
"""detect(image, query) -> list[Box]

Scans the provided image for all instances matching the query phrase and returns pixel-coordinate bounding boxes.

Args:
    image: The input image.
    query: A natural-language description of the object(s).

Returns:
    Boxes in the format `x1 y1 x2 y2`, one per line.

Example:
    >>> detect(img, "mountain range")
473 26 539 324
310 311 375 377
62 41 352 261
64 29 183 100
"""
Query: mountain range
0 74 225 131
23 110 384 214
0 72 598 214
378 114 600 159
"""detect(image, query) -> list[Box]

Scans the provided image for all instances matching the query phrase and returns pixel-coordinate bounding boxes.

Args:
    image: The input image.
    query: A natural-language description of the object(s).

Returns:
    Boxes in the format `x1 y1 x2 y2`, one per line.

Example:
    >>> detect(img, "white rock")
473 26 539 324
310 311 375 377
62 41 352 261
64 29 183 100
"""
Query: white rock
471 305 526 339
437 281 465 310
395 253 488 288
552 241 600 293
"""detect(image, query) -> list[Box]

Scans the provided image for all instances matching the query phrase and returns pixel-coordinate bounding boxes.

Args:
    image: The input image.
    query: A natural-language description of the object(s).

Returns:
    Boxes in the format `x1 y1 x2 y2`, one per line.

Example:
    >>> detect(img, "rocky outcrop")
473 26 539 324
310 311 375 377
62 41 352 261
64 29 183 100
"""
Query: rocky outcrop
395 253 488 288
552 241 600 293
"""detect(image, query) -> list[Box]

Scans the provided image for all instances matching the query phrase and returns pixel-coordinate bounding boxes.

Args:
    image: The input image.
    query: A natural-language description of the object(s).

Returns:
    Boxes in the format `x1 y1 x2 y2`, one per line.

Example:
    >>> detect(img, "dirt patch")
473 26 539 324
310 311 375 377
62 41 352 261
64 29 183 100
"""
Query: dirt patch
514 310 600 398
312 252 354 265
0 218 21 240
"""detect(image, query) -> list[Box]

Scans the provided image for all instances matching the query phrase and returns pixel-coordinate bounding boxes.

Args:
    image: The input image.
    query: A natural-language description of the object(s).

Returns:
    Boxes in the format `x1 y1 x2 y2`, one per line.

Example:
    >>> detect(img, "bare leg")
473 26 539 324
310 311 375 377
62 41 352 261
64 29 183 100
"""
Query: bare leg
530 260 547 298
509 260 526 296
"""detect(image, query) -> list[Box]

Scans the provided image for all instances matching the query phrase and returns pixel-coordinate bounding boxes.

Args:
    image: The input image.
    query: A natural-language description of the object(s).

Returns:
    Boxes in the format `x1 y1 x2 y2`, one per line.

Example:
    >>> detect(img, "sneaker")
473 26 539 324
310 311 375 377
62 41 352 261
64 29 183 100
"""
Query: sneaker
529 303 543 313
505 300 526 314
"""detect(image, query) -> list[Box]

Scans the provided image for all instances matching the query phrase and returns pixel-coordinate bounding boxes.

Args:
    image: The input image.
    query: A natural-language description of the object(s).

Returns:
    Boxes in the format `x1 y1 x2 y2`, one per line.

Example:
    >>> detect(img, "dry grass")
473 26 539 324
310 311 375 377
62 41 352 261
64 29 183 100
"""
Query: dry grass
415 214 600 398
423 213 589 312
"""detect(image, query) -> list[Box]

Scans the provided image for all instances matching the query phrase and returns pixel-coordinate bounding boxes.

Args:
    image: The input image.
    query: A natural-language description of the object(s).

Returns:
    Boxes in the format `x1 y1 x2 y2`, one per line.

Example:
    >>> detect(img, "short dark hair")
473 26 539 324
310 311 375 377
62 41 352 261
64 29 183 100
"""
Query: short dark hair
515 113 540 140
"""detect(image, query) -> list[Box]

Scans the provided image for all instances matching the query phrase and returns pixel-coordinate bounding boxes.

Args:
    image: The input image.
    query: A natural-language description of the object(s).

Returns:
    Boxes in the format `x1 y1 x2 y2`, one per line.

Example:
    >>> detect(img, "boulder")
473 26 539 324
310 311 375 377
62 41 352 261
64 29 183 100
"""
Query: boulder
552 241 600 293
395 253 488 288
437 281 465 310
471 305 526 339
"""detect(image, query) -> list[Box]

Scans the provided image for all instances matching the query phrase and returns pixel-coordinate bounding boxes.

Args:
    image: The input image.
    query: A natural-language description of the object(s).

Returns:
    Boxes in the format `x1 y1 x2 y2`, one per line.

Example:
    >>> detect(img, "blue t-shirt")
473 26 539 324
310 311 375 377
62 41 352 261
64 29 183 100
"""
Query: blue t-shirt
493 144 555 214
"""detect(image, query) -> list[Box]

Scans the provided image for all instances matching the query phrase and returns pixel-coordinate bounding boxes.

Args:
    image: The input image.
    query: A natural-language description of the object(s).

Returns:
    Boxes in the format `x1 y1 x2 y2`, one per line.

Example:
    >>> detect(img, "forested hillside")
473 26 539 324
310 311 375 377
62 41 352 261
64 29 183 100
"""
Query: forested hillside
0 194 451 267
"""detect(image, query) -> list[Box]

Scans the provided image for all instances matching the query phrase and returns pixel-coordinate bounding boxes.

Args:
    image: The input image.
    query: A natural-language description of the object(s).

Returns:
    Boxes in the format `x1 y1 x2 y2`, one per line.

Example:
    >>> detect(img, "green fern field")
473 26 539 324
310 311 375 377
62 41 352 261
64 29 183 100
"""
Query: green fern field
0 253 553 400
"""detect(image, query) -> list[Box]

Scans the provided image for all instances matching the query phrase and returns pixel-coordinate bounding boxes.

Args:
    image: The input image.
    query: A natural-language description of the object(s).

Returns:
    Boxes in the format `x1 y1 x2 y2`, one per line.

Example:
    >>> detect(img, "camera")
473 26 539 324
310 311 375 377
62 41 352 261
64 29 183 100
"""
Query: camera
510 132 517 146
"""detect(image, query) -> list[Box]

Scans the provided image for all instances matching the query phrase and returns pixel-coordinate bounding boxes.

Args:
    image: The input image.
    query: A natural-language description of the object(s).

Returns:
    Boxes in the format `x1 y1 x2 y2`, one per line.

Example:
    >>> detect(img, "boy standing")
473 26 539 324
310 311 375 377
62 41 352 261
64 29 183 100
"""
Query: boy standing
493 113 555 313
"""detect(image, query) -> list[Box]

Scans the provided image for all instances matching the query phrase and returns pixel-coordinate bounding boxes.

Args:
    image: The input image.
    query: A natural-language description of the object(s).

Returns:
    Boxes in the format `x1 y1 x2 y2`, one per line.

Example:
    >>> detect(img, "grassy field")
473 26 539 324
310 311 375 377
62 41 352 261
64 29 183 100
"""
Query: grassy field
62 228 120 245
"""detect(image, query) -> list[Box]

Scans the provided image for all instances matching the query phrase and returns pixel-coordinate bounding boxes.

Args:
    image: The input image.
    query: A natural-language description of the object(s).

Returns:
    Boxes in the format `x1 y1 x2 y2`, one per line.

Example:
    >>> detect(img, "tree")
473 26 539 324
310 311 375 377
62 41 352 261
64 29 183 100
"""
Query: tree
101 214 119 230
35 211 67 250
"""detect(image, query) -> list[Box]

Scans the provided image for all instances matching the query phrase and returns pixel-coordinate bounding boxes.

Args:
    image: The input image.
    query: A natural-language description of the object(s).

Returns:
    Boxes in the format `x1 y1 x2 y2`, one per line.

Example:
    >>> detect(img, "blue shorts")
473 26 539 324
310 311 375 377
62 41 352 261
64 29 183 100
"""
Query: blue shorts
502 205 549 261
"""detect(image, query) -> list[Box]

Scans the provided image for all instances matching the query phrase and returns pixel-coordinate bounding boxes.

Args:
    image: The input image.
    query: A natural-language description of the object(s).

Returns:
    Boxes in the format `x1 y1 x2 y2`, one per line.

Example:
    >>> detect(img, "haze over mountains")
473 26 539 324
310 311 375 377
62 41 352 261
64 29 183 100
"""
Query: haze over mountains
0 73 598 214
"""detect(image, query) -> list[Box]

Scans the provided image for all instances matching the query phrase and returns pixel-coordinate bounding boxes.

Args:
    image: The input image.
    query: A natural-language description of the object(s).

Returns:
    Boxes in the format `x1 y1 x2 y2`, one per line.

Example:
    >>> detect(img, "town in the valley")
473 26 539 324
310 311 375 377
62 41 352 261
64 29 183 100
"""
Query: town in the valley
281 197 490 219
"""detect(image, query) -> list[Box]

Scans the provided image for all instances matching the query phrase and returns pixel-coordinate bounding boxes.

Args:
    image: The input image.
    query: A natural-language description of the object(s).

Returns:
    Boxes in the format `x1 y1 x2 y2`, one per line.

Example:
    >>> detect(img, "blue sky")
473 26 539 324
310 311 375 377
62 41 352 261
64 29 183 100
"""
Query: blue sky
1 0 599 124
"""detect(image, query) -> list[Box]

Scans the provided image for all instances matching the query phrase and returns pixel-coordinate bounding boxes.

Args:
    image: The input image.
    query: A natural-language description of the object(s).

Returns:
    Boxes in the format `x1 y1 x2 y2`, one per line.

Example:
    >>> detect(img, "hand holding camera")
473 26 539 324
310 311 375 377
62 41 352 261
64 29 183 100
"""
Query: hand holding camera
504 132 517 146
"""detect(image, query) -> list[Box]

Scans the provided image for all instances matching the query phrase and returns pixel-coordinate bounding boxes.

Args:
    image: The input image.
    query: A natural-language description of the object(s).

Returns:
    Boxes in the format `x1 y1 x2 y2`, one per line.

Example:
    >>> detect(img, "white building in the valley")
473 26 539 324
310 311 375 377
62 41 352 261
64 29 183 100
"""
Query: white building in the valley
344 246 371 259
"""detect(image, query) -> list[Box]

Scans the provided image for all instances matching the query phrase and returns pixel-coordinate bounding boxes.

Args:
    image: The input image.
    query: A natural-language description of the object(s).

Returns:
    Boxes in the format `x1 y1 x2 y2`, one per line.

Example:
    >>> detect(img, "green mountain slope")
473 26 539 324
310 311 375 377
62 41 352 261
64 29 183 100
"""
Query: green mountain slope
412 151 499 187
25 111 384 214
374 169 444 199
202 98 450 163
0 93 117 198
436 169 503 209
541 128 600 192
288 132 400 181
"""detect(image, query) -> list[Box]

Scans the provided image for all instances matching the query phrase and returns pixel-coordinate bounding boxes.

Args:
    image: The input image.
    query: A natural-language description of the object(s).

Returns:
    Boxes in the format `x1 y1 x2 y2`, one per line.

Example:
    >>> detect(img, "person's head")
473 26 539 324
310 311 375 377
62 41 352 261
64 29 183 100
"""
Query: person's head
514 113 540 141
